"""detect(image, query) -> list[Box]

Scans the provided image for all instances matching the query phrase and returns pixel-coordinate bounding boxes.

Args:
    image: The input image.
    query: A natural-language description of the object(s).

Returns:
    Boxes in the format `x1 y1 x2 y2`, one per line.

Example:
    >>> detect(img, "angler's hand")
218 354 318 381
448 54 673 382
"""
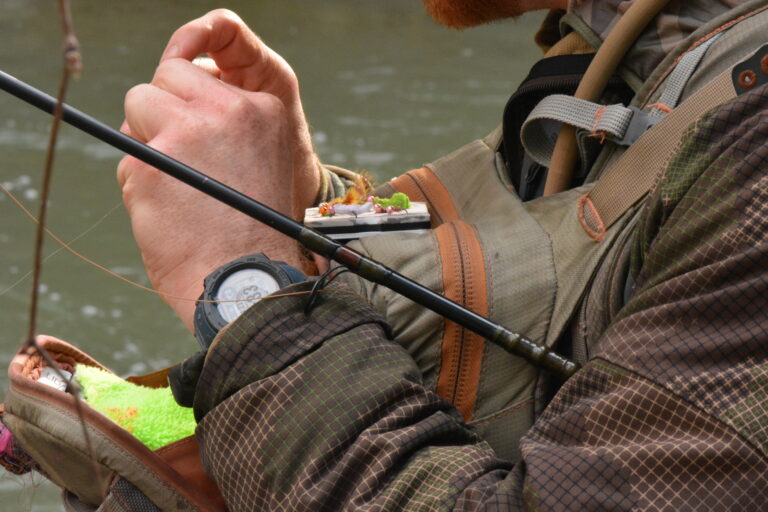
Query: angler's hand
160 9 320 216
118 55 313 333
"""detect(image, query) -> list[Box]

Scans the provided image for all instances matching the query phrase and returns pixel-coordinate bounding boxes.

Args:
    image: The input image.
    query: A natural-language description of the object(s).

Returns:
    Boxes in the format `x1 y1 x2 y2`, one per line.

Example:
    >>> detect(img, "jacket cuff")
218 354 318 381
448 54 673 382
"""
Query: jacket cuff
193 281 390 421
314 164 370 205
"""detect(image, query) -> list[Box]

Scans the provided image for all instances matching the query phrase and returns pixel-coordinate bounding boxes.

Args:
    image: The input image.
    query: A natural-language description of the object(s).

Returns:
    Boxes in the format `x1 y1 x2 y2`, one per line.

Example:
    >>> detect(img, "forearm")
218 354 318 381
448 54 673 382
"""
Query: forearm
193 282 517 511
192 281 768 512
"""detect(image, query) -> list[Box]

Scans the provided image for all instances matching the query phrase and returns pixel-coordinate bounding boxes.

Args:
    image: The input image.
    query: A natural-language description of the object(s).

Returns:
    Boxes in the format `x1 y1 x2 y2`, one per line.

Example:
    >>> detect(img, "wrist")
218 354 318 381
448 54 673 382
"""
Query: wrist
288 149 319 215
149 247 254 333
153 262 210 334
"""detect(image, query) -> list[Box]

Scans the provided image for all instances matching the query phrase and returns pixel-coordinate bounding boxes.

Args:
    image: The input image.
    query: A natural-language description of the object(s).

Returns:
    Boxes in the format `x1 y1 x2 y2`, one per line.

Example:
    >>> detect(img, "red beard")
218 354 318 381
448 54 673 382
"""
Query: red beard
422 0 528 28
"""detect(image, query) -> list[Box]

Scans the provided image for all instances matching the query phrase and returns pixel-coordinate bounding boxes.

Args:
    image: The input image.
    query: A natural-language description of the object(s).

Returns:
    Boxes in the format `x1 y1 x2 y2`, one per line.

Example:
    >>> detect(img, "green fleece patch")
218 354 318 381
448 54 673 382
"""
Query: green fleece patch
76 364 195 450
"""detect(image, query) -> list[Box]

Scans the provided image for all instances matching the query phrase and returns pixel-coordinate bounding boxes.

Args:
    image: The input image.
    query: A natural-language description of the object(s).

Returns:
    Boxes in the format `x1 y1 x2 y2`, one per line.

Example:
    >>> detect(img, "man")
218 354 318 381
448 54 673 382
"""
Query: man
120 1 768 509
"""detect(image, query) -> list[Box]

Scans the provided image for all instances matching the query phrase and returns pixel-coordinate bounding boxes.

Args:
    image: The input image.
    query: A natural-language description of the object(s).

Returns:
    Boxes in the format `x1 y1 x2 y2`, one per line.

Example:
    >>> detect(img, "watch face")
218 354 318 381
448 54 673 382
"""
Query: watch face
214 268 281 323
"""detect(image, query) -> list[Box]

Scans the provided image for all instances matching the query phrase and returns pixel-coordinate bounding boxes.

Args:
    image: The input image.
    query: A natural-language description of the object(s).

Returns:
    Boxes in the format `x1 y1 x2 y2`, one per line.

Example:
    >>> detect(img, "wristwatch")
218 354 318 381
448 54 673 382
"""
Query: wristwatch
193 253 306 350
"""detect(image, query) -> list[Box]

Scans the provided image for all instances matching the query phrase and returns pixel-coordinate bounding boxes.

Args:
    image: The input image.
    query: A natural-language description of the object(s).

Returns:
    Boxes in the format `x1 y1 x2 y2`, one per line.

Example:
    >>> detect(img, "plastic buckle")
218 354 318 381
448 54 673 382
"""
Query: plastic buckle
614 106 661 146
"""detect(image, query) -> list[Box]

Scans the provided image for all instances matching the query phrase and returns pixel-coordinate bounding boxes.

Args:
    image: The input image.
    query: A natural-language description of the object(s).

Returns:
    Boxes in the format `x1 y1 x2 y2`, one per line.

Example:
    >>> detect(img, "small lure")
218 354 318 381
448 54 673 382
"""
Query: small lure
334 201 374 216
321 192 411 217
374 192 411 210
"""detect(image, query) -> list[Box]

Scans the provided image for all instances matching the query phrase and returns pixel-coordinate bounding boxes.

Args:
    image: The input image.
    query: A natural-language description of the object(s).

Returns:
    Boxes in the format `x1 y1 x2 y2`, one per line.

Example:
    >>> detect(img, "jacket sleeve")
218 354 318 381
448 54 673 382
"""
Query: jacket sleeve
192 87 768 511
314 164 368 205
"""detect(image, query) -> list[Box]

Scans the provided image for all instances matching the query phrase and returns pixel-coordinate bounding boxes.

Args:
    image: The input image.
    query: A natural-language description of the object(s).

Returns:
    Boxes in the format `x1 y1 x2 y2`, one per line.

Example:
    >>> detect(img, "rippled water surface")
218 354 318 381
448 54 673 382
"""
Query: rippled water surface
0 1 543 508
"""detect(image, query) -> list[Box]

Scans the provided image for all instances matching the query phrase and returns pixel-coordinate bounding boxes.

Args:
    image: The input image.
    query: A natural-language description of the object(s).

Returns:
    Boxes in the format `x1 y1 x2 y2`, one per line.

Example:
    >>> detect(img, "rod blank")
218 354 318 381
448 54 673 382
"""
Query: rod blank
0 70 580 379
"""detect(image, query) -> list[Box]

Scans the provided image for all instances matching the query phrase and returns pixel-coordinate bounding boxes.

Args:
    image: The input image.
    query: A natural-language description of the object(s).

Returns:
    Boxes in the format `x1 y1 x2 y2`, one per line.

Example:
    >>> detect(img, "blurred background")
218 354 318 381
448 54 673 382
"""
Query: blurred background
0 0 543 509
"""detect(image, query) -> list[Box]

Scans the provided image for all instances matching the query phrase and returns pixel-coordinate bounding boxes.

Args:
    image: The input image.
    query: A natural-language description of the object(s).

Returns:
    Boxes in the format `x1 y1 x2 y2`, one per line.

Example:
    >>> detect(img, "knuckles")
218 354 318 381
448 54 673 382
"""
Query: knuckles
152 59 186 89
123 69 289 146
206 8 244 26
124 83 151 109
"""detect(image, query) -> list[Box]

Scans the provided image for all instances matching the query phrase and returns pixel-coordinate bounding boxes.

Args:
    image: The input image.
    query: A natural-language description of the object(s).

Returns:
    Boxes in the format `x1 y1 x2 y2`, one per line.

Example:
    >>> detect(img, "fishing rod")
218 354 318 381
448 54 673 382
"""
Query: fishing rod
0 70 580 379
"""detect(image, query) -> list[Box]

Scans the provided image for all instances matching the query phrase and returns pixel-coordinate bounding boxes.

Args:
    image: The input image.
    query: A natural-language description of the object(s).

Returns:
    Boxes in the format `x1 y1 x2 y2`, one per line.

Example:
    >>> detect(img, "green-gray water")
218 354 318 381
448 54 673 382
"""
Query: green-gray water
0 2 543 509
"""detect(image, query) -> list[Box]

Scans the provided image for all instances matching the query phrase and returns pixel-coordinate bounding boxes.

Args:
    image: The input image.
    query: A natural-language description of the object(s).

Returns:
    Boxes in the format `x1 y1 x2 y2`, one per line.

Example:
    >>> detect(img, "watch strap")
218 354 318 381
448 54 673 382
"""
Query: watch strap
194 293 220 351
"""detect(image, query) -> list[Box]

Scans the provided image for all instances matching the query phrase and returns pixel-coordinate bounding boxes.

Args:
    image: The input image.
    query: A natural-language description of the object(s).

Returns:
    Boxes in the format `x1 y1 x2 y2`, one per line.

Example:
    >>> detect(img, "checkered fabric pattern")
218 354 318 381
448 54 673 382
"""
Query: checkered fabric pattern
100 479 162 512
194 84 768 512
570 0 751 81
63 479 162 512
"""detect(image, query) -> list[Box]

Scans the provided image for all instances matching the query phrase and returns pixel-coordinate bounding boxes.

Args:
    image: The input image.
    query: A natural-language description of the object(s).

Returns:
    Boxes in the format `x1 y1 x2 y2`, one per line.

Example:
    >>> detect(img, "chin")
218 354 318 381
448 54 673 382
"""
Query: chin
422 0 528 28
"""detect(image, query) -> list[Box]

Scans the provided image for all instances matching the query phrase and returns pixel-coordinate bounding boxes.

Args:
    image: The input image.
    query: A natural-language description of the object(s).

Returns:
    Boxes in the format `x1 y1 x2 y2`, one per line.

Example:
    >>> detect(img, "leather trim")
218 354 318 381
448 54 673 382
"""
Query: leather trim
126 366 172 389
391 167 487 421
156 437 227 511
390 167 459 227
433 221 489 421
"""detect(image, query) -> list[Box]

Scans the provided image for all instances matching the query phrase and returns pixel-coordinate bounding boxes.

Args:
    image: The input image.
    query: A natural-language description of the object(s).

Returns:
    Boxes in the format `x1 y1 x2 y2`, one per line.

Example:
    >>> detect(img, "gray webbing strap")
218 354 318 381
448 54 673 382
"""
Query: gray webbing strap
521 33 723 169
580 69 736 241
649 33 722 117
521 98 644 166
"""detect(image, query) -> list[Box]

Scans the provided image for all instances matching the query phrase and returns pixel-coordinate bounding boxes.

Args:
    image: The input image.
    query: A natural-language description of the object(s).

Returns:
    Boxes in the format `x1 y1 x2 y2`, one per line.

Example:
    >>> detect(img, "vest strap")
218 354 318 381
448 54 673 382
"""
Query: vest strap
521 97 643 167
581 67 736 237
521 33 722 169
649 33 722 116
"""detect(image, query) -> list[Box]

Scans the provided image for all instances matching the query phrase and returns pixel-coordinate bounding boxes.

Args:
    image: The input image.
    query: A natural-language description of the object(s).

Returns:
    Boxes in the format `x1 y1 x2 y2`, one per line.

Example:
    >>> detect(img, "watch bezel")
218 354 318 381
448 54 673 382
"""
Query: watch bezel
195 254 294 349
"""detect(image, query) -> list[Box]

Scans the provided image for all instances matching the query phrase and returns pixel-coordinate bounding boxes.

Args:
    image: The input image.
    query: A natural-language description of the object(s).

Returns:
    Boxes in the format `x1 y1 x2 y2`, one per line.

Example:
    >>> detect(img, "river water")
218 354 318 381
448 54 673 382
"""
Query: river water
0 1 543 509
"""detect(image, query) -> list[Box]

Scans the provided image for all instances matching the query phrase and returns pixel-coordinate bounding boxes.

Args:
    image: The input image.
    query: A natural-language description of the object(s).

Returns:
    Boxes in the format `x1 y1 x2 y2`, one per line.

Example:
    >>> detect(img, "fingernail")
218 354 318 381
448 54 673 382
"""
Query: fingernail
162 44 180 61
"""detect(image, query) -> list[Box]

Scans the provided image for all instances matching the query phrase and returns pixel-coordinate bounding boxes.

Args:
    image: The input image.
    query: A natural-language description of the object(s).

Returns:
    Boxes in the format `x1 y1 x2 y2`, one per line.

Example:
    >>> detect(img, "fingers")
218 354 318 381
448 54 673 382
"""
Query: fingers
116 155 139 190
124 83 185 141
152 58 274 116
119 119 132 137
160 9 263 67
192 56 222 78
152 58 231 102
159 9 282 91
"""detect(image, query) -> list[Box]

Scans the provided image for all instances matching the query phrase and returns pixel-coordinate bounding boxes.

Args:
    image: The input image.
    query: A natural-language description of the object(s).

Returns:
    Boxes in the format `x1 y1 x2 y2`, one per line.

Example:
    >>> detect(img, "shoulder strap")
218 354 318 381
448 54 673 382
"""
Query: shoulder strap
521 32 721 167
579 33 752 241
579 67 735 240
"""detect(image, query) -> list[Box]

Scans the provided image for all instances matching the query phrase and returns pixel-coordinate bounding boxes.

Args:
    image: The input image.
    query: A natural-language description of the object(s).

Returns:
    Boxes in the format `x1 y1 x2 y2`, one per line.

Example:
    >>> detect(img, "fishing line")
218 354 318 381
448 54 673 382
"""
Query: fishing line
0 189 122 297
0 70 580 378
1 182 352 306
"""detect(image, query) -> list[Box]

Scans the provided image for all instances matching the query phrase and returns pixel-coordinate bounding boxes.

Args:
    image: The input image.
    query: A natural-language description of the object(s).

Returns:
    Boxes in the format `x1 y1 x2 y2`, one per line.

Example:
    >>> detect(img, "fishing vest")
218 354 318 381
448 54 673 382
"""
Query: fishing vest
340 0 768 461
3 1 768 509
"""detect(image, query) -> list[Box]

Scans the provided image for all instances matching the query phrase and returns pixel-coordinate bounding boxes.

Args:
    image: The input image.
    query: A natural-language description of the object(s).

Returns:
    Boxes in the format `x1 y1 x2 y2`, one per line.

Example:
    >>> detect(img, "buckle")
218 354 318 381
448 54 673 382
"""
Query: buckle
614 106 661 146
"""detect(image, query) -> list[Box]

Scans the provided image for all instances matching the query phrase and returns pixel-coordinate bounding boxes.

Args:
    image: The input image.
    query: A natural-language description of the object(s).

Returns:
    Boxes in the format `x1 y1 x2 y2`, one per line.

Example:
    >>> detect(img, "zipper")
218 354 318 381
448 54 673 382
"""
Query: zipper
449 222 469 407
434 220 488 421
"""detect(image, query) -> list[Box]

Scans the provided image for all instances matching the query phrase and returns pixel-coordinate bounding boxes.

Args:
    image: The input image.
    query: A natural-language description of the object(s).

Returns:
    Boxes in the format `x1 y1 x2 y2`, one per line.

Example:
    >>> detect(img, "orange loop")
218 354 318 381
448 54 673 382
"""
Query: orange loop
648 102 672 114
577 194 606 242
738 69 757 89
588 106 608 144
